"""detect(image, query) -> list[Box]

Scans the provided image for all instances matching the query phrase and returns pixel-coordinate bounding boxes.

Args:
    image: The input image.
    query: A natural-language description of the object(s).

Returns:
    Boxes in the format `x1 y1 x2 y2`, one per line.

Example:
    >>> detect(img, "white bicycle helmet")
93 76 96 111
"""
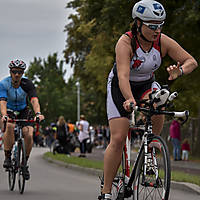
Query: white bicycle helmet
132 0 166 21
8 60 26 70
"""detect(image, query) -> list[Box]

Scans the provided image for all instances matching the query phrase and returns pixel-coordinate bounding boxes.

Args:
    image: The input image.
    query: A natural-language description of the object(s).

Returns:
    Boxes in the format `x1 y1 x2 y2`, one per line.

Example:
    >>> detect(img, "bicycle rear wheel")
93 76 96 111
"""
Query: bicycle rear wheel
133 135 171 200
8 158 17 191
17 139 26 194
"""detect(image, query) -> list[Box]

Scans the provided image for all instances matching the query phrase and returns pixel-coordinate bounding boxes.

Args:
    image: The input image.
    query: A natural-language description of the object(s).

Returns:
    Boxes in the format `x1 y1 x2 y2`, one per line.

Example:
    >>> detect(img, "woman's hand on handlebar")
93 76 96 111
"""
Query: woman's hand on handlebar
123 98 136 112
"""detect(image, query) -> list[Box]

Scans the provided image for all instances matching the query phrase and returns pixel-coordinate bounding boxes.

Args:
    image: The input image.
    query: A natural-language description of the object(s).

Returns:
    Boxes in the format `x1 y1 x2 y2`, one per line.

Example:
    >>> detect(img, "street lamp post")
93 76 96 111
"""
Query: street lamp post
76 81 80 122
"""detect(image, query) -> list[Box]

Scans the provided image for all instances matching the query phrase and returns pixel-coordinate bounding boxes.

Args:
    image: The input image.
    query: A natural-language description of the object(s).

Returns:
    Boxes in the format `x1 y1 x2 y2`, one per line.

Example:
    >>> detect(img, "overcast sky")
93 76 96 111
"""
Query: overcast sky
0 0 74 81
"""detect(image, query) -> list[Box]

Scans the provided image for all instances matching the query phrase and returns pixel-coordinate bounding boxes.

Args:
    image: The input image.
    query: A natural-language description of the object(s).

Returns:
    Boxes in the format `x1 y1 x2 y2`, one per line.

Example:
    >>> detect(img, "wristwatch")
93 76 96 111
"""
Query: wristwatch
36 112 41 116
179 66 184 76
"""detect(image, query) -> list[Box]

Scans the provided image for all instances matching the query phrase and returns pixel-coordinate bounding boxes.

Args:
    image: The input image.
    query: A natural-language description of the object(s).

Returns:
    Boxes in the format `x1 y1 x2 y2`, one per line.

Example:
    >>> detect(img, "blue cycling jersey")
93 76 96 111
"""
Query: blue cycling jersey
0 76 37 111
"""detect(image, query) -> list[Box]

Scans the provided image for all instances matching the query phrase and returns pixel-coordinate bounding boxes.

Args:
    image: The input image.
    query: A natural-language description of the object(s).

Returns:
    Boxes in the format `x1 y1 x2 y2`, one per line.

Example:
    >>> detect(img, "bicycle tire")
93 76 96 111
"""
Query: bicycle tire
133 135 171 200
8 158 17 191
17 139 26 194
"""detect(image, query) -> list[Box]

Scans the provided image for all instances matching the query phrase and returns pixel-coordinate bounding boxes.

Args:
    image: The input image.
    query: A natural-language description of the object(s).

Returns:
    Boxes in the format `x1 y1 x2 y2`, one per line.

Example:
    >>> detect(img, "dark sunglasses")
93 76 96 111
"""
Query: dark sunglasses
11 70 24 75
143 21 164 31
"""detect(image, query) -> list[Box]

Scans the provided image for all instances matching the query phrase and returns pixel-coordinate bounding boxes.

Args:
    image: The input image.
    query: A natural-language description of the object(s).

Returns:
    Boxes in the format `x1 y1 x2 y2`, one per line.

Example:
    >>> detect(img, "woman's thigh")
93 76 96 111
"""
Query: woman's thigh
109 117 129 146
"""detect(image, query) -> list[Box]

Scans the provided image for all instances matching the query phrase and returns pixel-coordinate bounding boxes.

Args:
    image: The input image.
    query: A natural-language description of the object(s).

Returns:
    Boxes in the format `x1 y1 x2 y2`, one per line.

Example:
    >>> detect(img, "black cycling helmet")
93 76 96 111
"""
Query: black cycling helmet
8 60 26 70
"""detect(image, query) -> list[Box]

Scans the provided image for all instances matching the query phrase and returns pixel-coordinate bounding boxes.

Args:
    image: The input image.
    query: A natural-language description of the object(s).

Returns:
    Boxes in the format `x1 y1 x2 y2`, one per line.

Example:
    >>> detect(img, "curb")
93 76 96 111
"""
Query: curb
171 181 200 195
43 156 102 177
44 156 200 195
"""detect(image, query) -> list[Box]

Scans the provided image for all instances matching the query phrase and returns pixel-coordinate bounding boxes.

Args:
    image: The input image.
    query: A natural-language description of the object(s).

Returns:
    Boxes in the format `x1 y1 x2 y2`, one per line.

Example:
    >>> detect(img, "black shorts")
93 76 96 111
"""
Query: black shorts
7 107 34 127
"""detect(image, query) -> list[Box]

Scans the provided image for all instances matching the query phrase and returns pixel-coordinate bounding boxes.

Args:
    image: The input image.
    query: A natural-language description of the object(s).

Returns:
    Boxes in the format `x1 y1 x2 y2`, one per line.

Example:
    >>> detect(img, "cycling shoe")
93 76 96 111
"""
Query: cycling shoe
98 193 112 200
22 165 30 180
3 157 11 169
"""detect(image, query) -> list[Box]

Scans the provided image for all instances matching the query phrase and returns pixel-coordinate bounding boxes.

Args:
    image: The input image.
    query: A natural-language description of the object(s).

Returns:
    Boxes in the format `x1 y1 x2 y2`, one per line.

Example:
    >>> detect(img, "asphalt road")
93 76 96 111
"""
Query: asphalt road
0 147 199 200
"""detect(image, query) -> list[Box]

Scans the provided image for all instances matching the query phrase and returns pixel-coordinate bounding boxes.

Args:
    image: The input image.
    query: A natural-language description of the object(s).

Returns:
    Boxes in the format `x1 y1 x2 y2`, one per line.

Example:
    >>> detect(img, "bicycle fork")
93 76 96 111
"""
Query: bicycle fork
142 124 159 187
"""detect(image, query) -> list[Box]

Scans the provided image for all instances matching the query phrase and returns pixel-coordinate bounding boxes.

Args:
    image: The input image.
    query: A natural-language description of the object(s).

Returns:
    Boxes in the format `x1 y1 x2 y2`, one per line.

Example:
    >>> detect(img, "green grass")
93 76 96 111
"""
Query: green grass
44 152 200 187
171 171 200 186
44 152 104 170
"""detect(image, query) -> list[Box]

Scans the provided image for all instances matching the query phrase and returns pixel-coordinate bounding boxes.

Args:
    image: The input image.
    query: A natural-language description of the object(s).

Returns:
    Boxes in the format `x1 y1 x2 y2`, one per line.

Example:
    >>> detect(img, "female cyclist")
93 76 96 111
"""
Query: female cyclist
99 1 198 199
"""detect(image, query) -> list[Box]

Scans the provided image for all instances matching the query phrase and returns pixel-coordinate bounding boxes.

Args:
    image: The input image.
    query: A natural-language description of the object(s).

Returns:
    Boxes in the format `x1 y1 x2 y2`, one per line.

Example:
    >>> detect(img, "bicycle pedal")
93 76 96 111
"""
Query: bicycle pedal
124 186 133 198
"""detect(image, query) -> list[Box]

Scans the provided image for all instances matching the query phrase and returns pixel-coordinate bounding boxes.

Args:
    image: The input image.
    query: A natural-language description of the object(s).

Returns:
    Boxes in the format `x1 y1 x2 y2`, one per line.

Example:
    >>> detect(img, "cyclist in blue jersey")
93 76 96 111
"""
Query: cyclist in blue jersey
99 1 198 199
0 59 44 180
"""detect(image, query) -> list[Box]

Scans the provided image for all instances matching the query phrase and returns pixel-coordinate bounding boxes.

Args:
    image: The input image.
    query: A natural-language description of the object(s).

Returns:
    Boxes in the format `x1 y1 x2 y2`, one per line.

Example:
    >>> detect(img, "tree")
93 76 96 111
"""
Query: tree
64 0 200 124
64 0 136 124
25 53 77 126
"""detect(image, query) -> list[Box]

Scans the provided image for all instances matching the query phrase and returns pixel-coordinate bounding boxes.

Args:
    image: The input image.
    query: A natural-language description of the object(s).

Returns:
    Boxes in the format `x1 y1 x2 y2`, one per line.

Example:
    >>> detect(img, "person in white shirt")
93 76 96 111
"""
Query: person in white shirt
78 115 89 157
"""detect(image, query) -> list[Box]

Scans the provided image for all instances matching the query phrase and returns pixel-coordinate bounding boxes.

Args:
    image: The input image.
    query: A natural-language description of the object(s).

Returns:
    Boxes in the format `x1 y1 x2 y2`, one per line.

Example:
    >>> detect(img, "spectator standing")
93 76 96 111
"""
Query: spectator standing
103 126 110 149
57 116 70 156
44 126 54 149
97 126 103 149
67 120 75 134
51 123 57 140
181 138 190 161
78 115 89 157
169 119 182 161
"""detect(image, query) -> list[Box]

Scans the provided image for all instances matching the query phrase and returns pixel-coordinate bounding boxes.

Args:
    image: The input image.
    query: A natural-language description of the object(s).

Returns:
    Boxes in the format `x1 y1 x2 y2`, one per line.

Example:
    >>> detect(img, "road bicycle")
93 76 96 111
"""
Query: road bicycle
99 86 189 200
3 117 39 194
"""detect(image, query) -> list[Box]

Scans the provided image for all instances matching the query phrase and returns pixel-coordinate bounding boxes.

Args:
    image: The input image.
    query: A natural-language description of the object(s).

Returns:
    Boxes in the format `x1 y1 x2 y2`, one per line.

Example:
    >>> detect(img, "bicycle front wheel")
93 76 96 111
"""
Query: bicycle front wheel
8 158 17 191
133 135 171 200
17 139 26 194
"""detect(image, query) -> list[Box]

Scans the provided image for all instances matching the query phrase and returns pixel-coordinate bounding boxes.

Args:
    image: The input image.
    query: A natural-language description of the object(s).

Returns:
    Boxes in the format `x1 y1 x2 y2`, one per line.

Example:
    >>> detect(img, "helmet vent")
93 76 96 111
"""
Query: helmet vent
8 59 26 70
153 11 160 16
153 11 164 17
